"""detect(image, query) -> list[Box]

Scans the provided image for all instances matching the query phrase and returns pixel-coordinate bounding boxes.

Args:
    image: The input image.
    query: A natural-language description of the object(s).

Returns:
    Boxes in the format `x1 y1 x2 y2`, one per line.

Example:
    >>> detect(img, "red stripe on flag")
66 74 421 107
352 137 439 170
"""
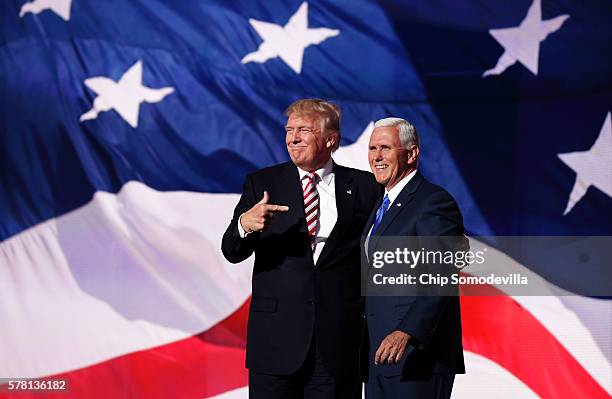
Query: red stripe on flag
460 284 609 399
0 299 251 399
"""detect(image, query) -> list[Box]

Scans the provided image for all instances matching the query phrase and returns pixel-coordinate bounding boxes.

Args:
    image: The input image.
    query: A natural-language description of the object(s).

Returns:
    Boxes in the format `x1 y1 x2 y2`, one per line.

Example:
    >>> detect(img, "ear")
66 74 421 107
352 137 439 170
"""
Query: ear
325 131 339 149
407 145 420 164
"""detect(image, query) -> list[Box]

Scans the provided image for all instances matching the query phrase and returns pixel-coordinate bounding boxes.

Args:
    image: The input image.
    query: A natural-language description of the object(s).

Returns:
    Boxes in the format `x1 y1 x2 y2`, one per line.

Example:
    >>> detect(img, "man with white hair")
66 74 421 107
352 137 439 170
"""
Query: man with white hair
363 117 465 398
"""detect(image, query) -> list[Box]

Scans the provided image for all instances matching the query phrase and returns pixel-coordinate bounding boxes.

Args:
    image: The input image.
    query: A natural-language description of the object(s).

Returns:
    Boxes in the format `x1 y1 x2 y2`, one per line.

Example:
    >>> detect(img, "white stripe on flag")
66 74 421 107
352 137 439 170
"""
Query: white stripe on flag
468 238 612 394
0 182 252 378
453 352 539 398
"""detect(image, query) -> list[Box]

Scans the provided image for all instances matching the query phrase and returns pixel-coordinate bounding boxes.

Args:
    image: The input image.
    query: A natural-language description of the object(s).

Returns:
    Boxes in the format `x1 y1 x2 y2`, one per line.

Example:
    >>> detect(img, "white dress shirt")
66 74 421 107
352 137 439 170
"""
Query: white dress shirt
297 159 337 264
238 159 338 265
367 169 417 237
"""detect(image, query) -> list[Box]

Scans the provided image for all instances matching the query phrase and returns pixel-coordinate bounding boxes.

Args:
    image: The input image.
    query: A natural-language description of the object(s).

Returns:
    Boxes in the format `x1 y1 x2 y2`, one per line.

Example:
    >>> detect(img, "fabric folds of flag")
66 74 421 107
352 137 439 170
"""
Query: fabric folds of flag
1 0 610 398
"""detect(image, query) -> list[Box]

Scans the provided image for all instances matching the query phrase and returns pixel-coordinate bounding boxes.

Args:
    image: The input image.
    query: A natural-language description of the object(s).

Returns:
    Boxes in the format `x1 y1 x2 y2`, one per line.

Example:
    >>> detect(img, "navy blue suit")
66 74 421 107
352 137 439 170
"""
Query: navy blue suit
364 172 465 398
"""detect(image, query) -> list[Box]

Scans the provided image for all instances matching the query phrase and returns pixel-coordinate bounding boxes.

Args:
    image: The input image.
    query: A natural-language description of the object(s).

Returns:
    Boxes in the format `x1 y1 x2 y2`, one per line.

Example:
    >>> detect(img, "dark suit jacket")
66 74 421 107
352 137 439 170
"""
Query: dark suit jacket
364 171 466 379
222 161 380 378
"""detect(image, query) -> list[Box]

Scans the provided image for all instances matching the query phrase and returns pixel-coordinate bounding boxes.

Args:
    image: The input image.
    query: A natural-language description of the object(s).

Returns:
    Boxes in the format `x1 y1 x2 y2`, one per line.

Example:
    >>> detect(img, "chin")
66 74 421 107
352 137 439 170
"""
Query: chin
373 178 386 185
374 173 388 183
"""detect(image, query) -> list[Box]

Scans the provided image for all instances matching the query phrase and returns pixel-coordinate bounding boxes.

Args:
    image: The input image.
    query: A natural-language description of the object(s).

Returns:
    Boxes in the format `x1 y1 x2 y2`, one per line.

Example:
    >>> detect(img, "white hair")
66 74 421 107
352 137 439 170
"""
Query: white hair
374 117 419 149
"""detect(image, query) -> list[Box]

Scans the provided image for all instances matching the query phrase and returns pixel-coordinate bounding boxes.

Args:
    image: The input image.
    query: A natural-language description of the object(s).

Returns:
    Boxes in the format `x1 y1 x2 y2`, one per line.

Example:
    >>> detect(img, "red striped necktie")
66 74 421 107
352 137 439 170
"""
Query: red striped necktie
302 172 320 252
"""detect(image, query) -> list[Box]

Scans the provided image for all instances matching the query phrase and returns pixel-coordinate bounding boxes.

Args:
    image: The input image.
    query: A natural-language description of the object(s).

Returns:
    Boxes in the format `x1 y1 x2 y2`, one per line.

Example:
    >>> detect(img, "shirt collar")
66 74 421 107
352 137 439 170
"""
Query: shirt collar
297 158 334 185
385 169 417 205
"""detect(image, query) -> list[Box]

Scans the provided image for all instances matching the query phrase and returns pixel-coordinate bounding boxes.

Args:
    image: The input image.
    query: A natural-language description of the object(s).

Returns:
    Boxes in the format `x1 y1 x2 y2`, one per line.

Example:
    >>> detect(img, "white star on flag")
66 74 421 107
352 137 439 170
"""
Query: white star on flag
483 0 569 77
80 60 175 129
241 2 340 74
558 112 612 215
333 122 373 172
19 0 72 21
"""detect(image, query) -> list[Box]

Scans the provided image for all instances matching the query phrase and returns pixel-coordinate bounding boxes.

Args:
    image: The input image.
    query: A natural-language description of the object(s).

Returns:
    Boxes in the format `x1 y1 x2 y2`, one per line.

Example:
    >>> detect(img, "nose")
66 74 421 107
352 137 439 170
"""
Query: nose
373 148 383 161
291 130 303 143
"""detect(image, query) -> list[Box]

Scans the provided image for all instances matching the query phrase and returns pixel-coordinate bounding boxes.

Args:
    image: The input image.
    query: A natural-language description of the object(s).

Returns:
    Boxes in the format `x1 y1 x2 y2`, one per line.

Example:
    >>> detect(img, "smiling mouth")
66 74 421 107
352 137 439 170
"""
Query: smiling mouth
374 165 388 170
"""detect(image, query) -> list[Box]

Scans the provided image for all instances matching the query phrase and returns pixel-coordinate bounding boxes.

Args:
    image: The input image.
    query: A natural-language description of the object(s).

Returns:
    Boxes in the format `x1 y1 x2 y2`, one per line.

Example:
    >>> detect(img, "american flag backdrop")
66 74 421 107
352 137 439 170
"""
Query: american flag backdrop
1 0 611 398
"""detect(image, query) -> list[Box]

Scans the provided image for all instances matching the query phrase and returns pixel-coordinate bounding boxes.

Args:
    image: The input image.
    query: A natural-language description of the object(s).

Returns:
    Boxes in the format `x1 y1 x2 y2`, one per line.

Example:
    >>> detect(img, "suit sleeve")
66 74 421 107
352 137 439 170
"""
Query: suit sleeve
221 174 260 264
395 190 464 347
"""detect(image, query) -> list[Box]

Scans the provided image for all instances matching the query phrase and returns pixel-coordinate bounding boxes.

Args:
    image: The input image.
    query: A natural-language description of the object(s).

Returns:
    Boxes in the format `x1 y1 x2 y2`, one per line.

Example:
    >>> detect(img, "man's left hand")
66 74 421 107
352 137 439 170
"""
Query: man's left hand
374 330 410 365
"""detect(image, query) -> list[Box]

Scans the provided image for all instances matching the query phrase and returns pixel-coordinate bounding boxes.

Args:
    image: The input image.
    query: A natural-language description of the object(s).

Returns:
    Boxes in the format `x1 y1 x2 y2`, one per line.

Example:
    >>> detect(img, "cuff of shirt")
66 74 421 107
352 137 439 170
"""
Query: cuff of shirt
237 213 252 238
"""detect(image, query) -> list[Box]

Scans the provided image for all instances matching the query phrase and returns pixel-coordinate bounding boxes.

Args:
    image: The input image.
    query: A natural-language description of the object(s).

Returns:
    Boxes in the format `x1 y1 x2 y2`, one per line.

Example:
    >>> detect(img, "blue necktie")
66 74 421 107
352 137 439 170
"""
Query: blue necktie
370 194 390 235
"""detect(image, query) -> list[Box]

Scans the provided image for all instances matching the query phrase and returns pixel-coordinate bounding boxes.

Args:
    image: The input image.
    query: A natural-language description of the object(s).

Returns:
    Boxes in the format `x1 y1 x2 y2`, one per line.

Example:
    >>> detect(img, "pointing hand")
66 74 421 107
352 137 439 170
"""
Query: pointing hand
240 191 289 234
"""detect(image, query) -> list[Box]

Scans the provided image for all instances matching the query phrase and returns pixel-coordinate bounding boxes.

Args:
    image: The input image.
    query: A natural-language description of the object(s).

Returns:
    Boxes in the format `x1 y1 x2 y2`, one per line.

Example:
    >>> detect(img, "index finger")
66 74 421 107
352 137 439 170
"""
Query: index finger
265 204 289 212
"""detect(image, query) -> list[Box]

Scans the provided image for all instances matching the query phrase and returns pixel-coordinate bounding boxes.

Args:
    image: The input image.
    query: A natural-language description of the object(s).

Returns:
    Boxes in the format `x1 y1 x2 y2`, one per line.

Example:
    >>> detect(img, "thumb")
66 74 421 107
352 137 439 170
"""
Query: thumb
257 191 269 205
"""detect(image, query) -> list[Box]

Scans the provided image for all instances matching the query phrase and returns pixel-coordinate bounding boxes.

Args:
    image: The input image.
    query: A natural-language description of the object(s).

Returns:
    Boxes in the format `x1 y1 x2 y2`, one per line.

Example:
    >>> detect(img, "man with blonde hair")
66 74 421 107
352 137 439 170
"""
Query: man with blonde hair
222 99 380 398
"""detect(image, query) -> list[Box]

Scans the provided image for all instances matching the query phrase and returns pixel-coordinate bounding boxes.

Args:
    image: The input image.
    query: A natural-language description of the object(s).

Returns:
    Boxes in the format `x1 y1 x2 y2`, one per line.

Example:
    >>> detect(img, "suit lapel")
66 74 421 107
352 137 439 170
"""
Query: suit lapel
363 196 382 237
276 163 309 233
315 164 355 268
369 172 424 251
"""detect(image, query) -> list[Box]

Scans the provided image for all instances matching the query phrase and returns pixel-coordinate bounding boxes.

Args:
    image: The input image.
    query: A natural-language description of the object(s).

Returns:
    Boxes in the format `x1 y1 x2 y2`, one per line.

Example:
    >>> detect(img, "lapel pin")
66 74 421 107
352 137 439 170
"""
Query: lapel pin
346 189 352 194
396 203 402 206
